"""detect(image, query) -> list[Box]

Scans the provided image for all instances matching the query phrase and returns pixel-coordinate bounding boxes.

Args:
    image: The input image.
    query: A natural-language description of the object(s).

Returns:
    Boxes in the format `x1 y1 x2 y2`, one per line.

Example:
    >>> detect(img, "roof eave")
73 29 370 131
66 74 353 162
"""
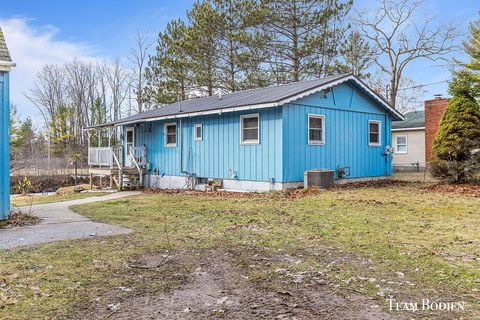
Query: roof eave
0 60 15 71
392 126 425 132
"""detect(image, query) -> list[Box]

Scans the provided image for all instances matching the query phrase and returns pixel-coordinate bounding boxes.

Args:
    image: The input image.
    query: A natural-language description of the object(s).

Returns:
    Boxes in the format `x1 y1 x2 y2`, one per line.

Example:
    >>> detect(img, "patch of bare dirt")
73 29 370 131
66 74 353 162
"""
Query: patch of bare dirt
333 179 411 190
4 211 40 228
10 175 92 194
55 184 98 196
75 250 402 320
424 183 480 197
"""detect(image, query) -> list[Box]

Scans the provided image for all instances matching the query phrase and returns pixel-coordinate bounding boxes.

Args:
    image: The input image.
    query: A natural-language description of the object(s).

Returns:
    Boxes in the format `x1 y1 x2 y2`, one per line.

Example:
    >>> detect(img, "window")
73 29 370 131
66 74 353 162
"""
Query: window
240 114 259 144
395 135 407 153
194 124 202 141
368 120 381 146
308 114 325 145
164 122 177 147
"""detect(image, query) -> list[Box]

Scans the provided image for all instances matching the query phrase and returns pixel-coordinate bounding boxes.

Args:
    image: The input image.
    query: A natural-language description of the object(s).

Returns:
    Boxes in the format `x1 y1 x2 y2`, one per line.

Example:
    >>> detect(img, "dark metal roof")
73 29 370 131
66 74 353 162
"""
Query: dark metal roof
88 73 404 128
392 110 425 129
0 27 12 62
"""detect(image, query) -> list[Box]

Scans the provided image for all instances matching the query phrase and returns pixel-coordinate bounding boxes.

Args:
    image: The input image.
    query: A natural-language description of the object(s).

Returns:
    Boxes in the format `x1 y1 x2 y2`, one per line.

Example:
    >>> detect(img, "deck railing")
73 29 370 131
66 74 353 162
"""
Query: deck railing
129 146 146 166
88 146 146 167
88 147 113 167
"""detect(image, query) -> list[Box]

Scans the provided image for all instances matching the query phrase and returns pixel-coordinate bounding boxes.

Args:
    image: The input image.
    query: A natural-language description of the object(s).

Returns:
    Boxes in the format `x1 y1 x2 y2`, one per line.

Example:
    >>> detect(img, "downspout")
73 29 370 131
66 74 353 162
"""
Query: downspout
385 113 390 176
179 118 183 175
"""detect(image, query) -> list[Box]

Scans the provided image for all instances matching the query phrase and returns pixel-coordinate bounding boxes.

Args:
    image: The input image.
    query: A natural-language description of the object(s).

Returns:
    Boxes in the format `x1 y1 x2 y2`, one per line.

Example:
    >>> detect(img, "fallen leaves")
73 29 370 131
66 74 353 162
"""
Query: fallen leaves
424 183 480 197
4 211 40 228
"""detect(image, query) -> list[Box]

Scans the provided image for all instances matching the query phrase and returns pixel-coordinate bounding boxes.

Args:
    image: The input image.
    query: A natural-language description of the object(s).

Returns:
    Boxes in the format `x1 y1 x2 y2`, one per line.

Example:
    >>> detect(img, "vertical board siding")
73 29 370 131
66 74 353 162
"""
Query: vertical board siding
282 82 392 182
0 72 9 221
132 108 283 182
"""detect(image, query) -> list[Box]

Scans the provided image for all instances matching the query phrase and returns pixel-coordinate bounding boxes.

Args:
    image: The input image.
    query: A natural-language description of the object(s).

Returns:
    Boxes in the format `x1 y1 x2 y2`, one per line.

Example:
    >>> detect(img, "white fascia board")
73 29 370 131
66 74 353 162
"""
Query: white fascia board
0 60 16 71
282 75 405 121
392 127 425 132
116 102 279 126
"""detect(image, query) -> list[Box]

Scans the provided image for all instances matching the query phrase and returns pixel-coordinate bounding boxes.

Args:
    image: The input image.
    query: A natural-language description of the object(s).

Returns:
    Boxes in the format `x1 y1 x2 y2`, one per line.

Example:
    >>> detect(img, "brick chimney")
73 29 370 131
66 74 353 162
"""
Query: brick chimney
424 96 449 163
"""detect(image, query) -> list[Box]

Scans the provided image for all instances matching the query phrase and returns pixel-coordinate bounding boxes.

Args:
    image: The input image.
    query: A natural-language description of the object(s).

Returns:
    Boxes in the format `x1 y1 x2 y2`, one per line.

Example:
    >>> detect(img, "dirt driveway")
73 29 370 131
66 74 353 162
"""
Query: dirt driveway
77 249 401 320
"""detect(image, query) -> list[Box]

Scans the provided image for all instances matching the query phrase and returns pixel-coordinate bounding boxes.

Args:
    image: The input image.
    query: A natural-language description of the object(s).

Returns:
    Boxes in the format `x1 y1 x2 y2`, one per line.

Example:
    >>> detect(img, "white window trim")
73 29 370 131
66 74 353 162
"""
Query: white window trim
368 120 381 147
308 114 325 145
240 113 260 145
164 122 177 147
395 135 408 154
194 124 202 141
125 128 135 145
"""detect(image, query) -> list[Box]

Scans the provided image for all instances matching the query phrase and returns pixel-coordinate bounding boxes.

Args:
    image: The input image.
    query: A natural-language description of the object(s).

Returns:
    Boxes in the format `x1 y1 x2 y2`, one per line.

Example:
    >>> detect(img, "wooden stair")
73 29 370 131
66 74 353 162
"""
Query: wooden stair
110 167 144 190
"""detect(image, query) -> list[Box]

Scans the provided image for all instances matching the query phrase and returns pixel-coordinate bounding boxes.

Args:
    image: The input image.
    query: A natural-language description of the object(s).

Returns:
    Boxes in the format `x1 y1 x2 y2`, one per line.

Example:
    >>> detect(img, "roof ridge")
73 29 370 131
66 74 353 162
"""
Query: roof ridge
151 73 351 108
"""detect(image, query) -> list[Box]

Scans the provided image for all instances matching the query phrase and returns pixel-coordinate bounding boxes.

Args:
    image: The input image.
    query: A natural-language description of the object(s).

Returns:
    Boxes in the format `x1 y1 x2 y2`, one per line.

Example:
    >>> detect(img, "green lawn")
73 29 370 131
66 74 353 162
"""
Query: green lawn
10 192 110 207
0 183 479 319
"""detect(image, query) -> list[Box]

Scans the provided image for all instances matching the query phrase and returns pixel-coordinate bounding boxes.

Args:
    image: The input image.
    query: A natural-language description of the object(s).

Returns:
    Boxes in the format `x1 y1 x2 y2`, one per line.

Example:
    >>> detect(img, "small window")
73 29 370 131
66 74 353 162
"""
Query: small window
308 114 325 145
240 114 259 144
368 120 381 146
395 135 407 153
194 124 202 141
164 122 177 147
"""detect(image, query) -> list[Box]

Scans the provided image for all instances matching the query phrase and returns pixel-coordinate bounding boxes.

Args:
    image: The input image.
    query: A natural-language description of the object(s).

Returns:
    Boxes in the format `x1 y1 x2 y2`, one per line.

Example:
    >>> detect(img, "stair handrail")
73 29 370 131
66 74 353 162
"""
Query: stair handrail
112 147 122 170
128 145 143 186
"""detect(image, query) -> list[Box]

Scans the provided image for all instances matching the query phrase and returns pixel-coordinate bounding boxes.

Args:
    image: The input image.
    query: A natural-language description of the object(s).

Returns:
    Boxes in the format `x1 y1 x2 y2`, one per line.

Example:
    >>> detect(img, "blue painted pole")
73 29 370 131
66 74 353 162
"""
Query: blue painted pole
0 71 10 224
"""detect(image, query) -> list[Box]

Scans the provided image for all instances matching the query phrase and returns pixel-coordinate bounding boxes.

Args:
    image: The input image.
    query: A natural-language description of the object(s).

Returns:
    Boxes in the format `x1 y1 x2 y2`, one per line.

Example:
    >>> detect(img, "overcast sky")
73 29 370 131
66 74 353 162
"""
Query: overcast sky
1 0 478 127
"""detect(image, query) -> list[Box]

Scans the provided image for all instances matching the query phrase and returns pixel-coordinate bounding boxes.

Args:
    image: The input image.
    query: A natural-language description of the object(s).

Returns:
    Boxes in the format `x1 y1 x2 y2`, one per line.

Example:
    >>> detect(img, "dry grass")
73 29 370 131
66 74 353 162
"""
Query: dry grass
10 192 110 207
0 183 479 319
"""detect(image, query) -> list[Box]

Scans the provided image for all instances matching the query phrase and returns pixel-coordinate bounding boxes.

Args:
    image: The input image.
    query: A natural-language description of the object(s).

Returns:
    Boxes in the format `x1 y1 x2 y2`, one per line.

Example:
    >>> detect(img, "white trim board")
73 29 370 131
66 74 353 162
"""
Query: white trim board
368 120 381 147
307 113 325 145
392 127 425 132
240 113 260 145
0 61 15 71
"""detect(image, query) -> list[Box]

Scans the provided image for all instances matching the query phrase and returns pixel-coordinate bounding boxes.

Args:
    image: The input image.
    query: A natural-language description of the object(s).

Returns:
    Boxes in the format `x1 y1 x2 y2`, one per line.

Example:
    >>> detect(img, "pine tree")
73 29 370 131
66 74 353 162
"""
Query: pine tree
339 31 374 79
261 0 352 83
16 118 36 158
212 0 268 91
186 1 222 96
431 73 480 183
49 105 75 156
146 19 193 105
462 11 480 97
9 104 20 169
464 12 480 77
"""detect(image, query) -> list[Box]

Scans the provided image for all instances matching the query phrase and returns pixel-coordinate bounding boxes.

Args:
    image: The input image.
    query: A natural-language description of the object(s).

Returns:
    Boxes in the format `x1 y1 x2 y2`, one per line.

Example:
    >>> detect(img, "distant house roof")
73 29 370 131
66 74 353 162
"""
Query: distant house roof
0 27 12 63
89 73 404 129
392 110 425 130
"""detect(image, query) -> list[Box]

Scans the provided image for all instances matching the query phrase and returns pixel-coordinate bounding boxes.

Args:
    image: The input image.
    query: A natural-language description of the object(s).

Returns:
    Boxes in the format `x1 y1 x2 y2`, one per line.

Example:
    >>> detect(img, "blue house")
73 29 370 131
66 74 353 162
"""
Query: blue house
88 74 404 191
0 28 14 224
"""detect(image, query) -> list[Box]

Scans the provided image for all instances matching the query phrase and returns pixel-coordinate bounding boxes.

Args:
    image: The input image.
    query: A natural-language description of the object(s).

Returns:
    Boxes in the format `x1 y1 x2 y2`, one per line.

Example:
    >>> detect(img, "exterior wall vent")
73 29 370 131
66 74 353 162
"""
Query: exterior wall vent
304 169 335 189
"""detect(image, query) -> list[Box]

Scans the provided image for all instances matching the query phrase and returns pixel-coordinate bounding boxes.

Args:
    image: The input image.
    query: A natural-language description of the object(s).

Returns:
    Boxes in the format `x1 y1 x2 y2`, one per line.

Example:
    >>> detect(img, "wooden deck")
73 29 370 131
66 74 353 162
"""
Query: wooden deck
88 166 145 189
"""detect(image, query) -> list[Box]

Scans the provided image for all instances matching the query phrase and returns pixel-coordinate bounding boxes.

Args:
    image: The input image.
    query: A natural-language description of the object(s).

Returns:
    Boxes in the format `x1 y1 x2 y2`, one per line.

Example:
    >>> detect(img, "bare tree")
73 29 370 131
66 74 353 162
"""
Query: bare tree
105 59 129 121
368 73 426 114
24 64 66 129
25 59 131 158
355 0 460 107
129 31 152 113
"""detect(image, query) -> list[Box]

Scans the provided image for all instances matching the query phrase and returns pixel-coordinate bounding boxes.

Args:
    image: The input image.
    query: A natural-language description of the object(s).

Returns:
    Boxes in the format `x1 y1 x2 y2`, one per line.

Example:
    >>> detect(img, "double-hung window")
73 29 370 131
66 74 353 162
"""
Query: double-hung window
308 114 325 145
164 122 177 147
240 114 259 144
368 120 381 146
194 124 202 141
395 135 407 153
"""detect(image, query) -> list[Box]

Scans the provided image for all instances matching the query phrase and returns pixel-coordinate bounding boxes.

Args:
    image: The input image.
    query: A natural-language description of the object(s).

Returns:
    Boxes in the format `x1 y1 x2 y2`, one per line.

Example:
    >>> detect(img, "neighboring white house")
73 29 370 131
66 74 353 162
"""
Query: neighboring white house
392 111 425 172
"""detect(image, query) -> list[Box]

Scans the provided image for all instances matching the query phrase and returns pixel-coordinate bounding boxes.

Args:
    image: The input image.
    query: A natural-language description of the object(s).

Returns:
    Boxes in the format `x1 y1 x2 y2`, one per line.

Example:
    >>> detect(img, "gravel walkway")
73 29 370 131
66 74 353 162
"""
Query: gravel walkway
0 191 140 250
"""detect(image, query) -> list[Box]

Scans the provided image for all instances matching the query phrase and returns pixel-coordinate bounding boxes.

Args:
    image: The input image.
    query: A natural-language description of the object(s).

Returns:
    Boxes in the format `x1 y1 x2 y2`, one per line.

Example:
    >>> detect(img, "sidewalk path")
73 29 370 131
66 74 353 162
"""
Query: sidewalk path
0 191 140 250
